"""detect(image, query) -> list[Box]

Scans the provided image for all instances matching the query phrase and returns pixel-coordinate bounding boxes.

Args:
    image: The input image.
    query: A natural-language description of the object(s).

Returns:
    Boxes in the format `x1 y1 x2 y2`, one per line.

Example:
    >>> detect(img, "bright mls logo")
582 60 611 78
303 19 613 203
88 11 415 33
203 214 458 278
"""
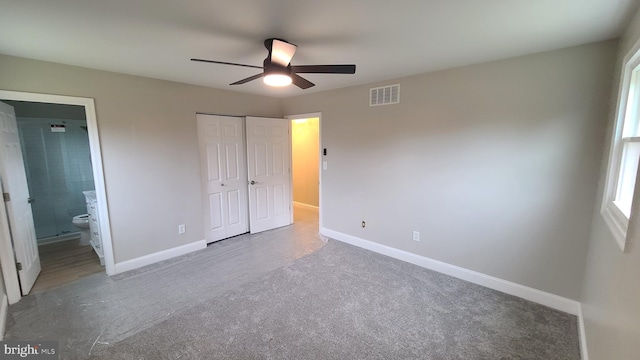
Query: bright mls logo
0 341 58 359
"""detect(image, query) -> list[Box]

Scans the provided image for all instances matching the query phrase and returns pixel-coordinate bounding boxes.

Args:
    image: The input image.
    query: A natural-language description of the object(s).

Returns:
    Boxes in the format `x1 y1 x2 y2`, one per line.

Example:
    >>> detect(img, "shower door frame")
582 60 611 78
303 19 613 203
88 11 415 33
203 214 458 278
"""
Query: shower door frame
0 90 115 302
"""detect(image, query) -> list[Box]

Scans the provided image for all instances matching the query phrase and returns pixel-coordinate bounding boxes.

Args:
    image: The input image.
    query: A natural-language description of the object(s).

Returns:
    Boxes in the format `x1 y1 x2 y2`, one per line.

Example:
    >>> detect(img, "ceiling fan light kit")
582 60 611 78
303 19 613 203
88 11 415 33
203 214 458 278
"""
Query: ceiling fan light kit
262 58 293 86
263 74 292 87
191 38 356 89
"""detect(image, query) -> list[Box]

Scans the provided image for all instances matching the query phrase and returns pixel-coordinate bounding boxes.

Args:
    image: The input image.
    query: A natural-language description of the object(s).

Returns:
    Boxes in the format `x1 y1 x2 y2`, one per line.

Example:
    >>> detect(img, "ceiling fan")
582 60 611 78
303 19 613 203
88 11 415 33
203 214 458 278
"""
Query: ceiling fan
191 38 356 89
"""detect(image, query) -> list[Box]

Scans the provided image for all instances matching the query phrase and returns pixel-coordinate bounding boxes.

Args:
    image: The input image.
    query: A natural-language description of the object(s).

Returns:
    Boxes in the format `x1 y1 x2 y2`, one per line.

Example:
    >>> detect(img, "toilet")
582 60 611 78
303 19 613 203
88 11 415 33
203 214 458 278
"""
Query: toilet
72 214 91 246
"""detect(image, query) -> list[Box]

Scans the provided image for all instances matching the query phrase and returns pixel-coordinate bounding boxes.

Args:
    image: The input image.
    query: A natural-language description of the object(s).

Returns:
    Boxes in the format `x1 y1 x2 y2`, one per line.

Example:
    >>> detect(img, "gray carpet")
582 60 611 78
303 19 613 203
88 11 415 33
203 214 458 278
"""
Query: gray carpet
5 212 326 359
86 240 579 360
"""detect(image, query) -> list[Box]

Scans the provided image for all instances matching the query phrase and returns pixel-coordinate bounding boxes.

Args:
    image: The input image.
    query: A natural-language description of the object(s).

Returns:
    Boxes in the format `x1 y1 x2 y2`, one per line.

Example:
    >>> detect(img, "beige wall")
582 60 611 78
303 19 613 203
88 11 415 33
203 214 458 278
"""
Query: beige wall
292 118 319 207
580 8 640 359
0 54 282 263
283 41 617 300
0 38 624 319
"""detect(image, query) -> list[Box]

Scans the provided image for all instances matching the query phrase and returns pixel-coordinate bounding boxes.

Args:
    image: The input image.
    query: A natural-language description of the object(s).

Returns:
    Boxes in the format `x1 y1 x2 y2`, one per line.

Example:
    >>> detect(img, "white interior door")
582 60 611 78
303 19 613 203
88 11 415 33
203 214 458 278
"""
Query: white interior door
197 114 248 243
0 101 40 295
246 117 292 233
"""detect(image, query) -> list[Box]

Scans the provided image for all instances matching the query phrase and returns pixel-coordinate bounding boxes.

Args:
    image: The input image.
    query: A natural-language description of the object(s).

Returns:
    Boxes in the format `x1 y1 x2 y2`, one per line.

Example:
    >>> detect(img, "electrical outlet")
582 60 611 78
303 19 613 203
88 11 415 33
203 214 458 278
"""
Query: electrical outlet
362 221 366 228
412 231 420 241
178 224 186 234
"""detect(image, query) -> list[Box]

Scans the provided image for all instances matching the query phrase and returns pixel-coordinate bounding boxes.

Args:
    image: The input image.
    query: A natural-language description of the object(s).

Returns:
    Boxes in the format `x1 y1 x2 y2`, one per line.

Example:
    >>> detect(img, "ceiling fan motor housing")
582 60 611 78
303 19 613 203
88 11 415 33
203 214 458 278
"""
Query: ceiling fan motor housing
263 58 292 76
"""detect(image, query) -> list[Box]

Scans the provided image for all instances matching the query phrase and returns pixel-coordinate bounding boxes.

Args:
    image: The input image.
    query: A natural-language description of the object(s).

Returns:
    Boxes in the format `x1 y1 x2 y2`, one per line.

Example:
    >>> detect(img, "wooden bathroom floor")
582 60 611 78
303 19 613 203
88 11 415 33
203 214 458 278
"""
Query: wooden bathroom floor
31 239 103 293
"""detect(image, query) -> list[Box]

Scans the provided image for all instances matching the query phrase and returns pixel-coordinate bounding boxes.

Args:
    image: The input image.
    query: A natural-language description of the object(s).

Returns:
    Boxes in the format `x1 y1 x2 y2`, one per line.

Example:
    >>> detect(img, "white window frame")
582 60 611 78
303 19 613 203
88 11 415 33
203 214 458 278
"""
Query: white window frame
601 40 640 252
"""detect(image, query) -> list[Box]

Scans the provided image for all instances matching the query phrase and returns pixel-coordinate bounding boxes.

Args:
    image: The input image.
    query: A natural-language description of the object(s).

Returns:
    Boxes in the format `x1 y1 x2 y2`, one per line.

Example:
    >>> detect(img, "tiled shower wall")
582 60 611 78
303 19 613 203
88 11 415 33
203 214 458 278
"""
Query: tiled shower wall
17 117 95 241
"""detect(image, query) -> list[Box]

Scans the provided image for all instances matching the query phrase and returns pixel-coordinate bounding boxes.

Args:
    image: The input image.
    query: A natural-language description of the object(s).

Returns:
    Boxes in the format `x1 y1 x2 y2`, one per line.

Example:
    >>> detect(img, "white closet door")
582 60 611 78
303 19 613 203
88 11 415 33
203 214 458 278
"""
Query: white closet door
0 101 40 295
246 117 292 234
197 114 248 243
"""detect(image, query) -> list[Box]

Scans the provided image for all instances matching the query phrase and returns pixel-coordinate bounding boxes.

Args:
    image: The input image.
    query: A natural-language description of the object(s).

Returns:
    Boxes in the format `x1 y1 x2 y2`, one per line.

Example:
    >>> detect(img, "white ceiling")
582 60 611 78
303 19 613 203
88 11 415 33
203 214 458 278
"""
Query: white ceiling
1 0 638 97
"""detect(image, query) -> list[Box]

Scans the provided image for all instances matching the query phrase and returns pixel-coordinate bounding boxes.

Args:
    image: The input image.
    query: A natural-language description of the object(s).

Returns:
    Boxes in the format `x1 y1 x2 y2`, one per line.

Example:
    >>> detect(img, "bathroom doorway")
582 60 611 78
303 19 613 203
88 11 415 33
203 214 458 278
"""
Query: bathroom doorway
6 102 93 241
2 100 102 292
0 90 113 303
289 113 322 230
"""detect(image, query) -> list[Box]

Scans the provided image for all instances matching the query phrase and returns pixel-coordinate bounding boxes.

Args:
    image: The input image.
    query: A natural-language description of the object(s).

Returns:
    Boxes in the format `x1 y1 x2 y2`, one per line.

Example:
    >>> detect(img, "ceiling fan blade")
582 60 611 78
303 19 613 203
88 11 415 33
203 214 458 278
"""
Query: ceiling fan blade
291 64 356 74
269 39 297 67
191 58 263 70
292 74 315 89
230 73 264 85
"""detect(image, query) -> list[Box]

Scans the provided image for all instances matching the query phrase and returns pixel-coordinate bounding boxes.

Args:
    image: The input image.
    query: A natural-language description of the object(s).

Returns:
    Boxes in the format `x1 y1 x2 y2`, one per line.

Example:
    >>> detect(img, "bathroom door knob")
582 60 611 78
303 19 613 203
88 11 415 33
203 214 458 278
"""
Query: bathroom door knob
27 197 35 204
250 180 257 185
220 183 225 187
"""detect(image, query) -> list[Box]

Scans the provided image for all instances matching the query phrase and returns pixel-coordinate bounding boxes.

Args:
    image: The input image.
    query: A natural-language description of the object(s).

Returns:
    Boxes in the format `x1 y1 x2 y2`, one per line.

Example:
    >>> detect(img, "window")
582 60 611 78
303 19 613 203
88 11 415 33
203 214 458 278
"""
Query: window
602 42 640 252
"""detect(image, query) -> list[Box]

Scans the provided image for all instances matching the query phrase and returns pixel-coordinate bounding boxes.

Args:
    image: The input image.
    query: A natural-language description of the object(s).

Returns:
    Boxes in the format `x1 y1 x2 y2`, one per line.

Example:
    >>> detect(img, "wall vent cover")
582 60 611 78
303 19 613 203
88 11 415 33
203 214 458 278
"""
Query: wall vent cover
369 84 400 106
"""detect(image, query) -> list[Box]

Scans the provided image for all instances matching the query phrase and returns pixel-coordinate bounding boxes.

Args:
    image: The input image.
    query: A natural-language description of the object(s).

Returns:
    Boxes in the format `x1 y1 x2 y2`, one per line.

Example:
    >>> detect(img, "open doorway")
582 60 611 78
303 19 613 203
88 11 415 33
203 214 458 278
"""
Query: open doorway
3 100 102 293
289 114 321 229
0 90 113 304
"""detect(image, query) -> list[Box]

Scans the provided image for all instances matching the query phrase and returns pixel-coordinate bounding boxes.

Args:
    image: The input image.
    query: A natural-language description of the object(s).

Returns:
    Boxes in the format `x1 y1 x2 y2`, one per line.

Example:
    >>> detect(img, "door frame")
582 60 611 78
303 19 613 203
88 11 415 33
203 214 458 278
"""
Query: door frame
285 112 323 230
0 90 115 301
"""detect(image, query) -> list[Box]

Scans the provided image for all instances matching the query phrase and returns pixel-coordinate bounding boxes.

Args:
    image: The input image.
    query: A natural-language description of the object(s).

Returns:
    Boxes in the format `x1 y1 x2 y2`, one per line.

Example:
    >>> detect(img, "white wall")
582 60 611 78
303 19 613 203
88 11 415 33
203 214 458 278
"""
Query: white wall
580 8 640 359
0 54 282 263
283 41 617 300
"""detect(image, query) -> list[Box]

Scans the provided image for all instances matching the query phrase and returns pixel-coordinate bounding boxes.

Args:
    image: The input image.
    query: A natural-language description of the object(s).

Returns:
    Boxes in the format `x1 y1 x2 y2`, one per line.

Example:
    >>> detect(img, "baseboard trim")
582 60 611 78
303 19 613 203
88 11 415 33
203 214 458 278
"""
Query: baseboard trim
113 240 207 274
293 201 319 210
578 304 589 360
0 294 7 340
321 227 581 315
